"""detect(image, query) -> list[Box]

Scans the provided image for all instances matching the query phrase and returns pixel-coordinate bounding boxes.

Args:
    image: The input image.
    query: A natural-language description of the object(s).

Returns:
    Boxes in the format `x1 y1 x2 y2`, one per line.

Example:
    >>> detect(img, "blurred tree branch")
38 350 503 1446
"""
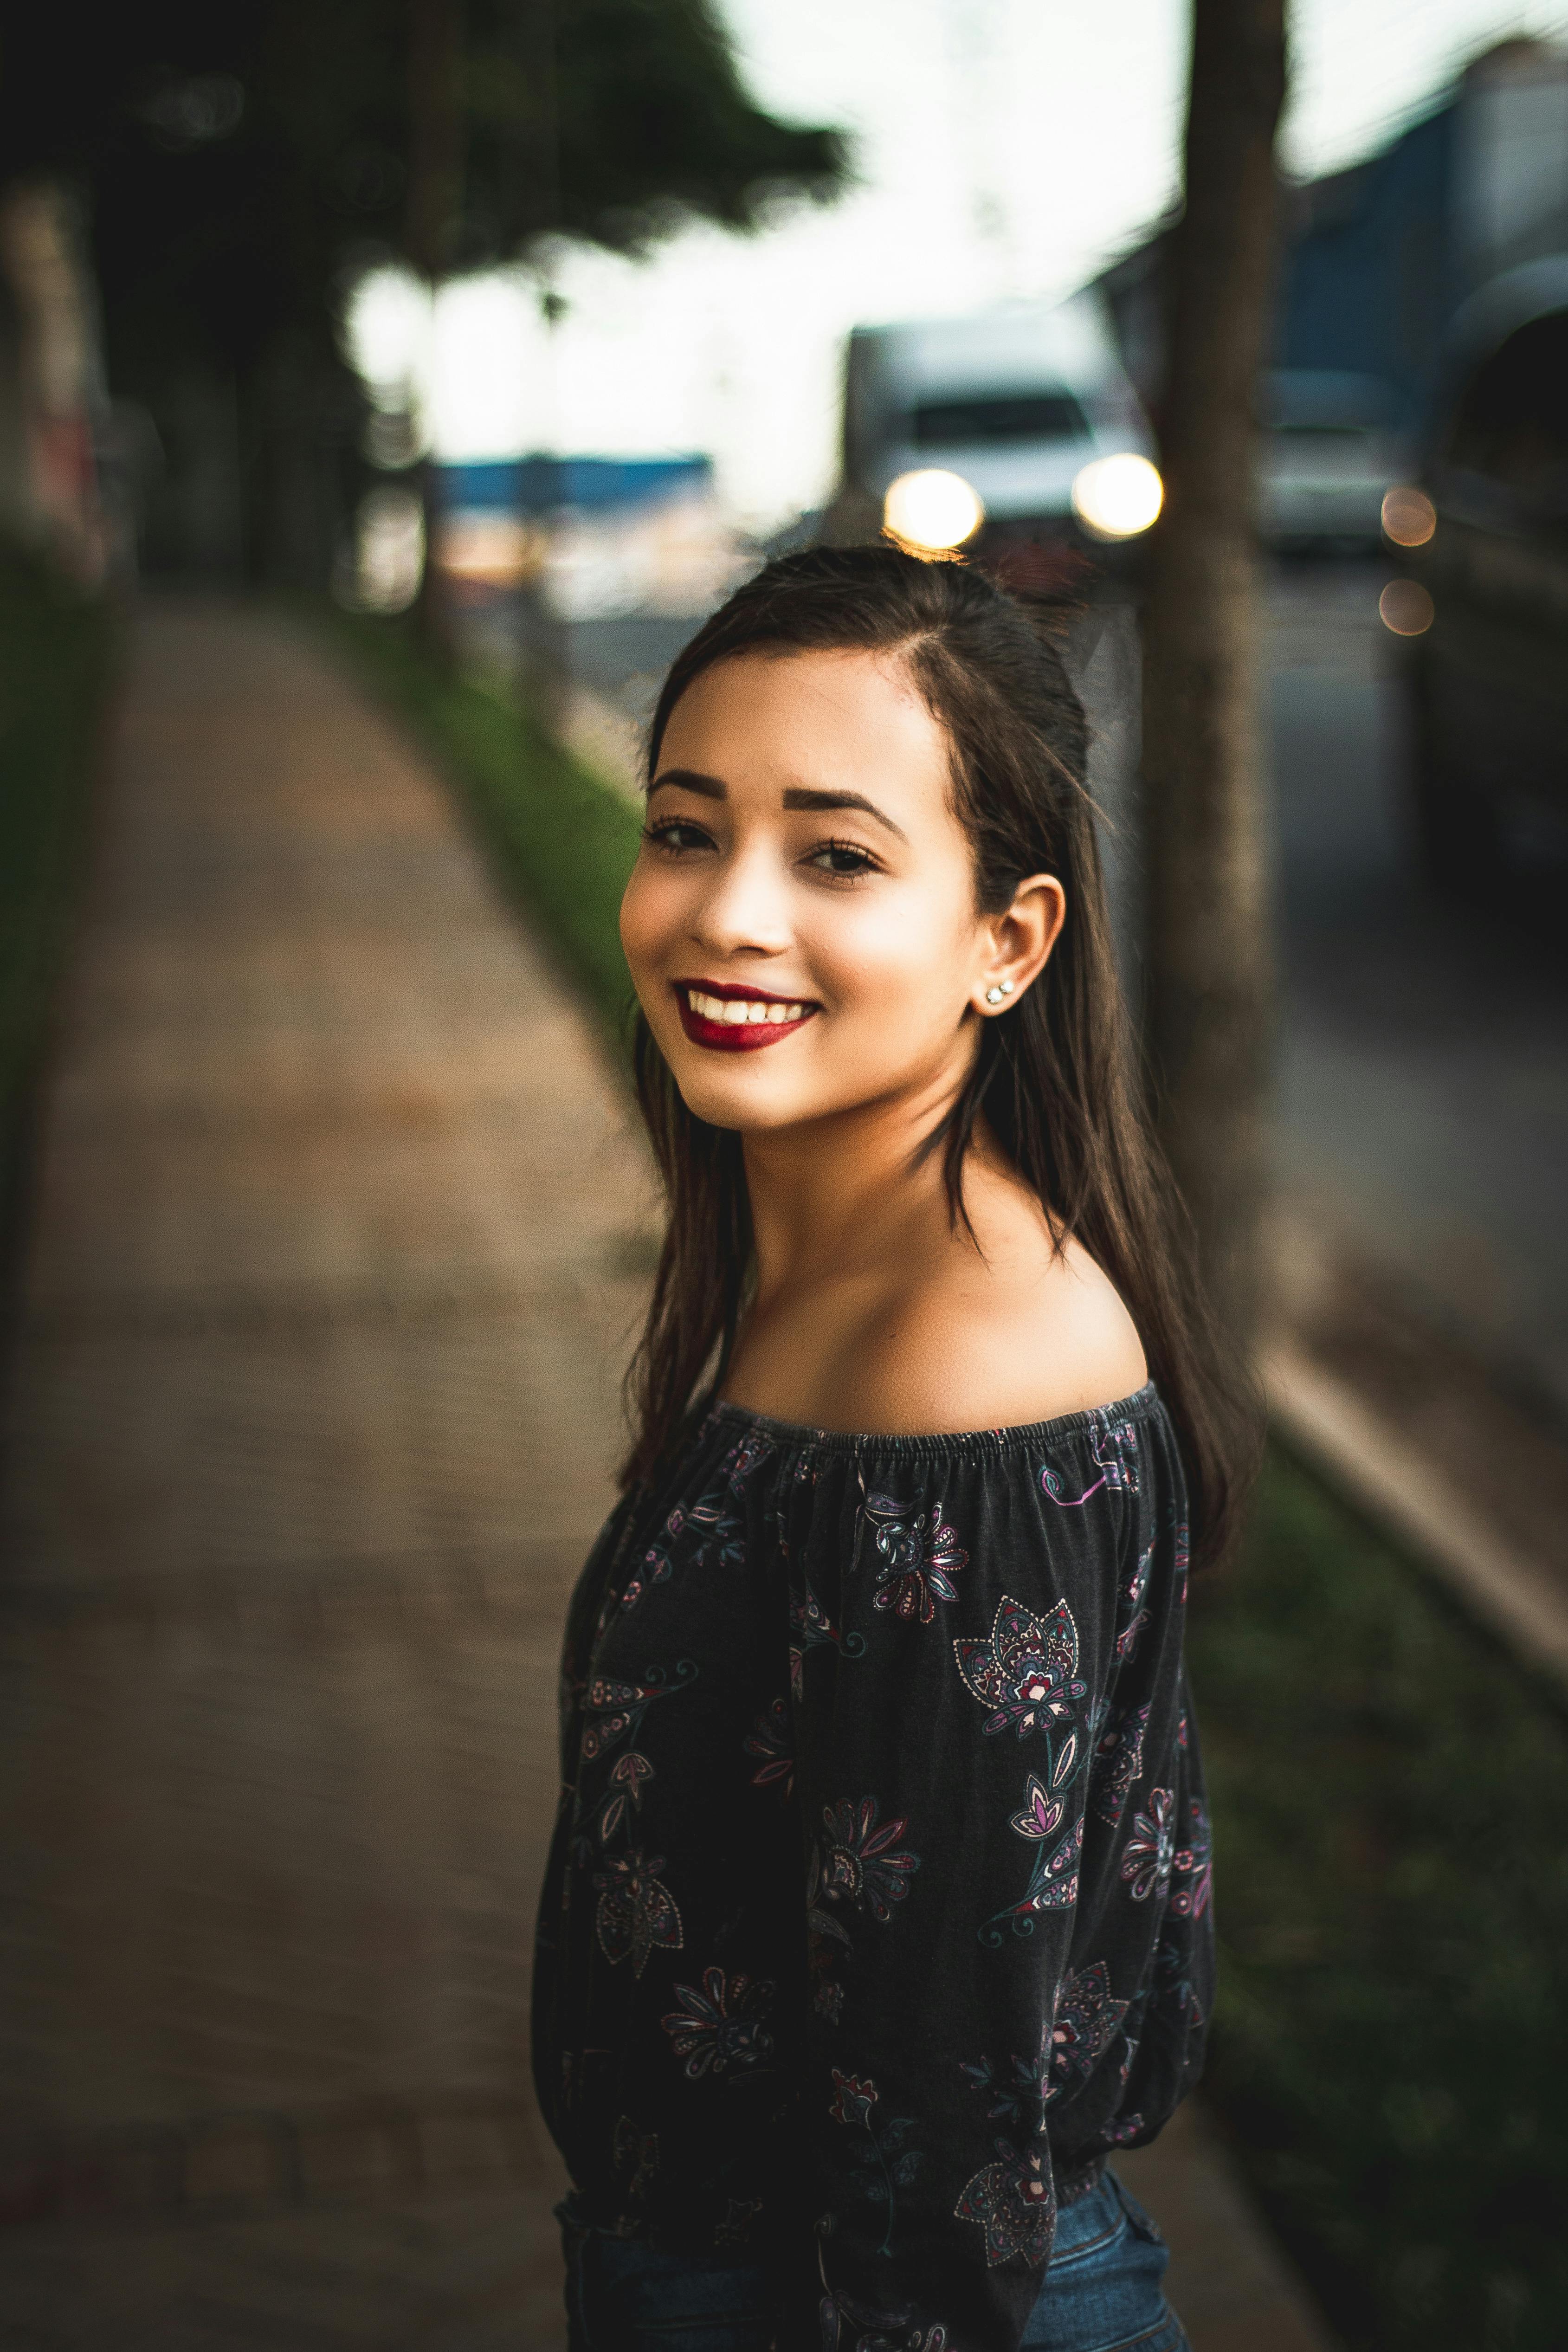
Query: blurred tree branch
0 0 848 584
407 0 468 282
1141 0 1287 1354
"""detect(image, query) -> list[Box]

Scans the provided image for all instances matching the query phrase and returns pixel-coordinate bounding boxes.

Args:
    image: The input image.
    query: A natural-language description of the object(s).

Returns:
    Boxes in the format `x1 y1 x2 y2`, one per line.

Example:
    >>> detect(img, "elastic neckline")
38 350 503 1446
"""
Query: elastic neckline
707 1380 1161 1461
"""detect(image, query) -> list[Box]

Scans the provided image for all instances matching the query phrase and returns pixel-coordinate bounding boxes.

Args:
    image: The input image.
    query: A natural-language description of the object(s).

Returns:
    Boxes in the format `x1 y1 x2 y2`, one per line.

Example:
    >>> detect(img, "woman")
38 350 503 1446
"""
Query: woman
532 545 1256 2352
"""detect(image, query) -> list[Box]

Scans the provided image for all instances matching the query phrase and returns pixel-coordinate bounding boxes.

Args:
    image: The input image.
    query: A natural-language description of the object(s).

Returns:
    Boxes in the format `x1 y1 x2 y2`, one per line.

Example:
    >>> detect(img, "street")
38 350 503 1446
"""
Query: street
1268 562 1568 1423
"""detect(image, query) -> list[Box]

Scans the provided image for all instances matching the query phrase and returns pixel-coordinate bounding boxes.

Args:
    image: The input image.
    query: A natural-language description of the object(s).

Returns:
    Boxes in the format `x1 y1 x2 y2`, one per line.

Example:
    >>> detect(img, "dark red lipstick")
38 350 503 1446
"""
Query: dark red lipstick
673 978 819 1054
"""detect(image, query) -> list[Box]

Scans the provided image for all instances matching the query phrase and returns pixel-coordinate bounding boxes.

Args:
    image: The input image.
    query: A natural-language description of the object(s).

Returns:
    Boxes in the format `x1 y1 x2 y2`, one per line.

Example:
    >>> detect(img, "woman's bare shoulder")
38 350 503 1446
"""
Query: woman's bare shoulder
817 1230 1148 1438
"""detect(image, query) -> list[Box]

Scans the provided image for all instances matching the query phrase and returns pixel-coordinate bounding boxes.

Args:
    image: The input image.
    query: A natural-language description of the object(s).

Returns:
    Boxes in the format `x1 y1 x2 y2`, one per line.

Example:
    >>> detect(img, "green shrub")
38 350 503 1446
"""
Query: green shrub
1193 1447 1568 2352
324 614 643 1045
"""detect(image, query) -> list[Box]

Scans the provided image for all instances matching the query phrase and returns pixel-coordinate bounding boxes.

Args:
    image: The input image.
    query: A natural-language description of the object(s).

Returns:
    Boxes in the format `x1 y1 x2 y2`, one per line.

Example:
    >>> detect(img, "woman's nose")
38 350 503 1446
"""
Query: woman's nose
686 841 793 956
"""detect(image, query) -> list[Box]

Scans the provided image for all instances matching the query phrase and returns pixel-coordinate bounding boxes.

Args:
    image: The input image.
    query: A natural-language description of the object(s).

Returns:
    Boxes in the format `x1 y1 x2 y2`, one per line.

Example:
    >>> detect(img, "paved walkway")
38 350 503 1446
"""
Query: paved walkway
0 604 1332 2348
0 605 652 2345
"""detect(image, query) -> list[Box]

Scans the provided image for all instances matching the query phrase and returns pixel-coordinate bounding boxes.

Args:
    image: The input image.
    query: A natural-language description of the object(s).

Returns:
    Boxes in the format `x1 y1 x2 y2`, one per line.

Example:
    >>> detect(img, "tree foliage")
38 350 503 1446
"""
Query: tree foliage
0 0 847 377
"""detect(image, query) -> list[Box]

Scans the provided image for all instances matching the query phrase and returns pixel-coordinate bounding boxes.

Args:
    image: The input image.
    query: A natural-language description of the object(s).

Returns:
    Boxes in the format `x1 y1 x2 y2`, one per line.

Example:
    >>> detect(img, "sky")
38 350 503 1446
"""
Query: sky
376 0 1568 528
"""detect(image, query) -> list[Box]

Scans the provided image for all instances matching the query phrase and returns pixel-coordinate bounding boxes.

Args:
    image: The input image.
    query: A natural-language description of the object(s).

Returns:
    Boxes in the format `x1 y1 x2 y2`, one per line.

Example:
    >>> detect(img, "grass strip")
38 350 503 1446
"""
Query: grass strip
322 612 644 1046
0 545 116 1209
1193 1444 1567 2352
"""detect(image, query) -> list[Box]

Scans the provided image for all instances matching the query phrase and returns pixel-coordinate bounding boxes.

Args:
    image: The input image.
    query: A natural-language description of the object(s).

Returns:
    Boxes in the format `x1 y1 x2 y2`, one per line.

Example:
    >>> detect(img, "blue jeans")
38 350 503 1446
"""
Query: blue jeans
558 2172 1190 2352
1020 2172 1189 2351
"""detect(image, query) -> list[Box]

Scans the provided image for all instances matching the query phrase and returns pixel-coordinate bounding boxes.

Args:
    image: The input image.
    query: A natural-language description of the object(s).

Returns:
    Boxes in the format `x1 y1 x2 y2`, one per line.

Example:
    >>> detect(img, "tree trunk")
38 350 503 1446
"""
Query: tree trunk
406 0 466 283
1141 0 1287 1352
406 0 465 658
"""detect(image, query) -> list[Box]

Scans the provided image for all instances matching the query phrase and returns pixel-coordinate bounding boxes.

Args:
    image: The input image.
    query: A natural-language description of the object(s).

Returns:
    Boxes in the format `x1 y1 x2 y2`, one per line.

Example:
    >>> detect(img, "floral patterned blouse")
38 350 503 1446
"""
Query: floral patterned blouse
531 1384 1212 2351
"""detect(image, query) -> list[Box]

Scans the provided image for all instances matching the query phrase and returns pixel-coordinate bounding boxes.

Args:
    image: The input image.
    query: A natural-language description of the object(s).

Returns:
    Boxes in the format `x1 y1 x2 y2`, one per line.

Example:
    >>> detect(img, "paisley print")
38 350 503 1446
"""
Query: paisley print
806 1797 920 2023
1120 1788 1177 1903
581 1659 698 1763
860 1491 969 1623
789 1575 865 1696
743 1695 793 1792
593 1848 684 1975
815 1796 921 1923
830 2068 878 2125
1169 1797 1213 1919
959 2026 1050 2135
981 1782 1084 1947
616 1435 770 1611
1090 1701 1149 1825
819 2287 950 2351
954 1594 1088 1745
598 1748 655 1844
1038 1405 1142 1509
1049 1961 1130 2094
1115 1540 1155 1663
954 2140 1054 2266
661 1967 775 2079
1089 1408 1143 1495
827 2069 927 2257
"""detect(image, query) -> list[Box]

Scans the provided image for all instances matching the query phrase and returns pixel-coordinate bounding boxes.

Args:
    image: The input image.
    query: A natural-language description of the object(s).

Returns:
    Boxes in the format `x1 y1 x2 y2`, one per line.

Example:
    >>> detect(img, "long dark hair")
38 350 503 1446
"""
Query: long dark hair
622 543 1260 1568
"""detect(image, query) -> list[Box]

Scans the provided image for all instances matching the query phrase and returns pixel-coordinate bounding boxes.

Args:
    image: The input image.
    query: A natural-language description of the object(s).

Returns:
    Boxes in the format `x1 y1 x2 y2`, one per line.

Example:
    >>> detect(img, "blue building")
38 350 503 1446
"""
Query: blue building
1095 39 1568 446
1272 110 1458 435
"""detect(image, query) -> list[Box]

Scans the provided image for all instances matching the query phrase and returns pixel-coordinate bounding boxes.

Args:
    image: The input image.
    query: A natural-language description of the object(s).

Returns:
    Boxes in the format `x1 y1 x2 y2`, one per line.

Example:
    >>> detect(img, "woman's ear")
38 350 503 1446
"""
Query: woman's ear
974 874 1066 1015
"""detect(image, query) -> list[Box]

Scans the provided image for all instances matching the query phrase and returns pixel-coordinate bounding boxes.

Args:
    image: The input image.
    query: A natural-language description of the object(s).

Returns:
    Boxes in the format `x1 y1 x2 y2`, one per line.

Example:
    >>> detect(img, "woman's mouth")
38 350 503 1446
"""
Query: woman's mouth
673 981 819 1053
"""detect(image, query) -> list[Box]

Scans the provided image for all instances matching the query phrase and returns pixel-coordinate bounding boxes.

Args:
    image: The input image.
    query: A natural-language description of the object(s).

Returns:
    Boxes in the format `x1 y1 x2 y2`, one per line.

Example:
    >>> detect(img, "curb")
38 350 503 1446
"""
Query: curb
1265 1345 1568 1698
1117 2101 1342 2352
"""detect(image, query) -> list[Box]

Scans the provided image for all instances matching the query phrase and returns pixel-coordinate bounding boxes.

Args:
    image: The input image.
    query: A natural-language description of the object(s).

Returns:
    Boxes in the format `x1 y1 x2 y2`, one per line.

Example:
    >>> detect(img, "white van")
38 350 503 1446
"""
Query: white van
1257 370 1405 549
822 294 1160 588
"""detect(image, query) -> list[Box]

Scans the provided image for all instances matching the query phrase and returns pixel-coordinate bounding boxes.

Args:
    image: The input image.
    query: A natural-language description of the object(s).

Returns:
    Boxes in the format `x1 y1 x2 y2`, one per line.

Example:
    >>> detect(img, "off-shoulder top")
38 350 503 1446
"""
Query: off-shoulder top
531 1384 1212 2351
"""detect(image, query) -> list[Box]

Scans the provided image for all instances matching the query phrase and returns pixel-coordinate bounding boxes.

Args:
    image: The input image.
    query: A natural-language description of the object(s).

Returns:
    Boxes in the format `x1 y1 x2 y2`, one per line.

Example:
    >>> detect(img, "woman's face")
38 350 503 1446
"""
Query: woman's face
619 646 1063 1138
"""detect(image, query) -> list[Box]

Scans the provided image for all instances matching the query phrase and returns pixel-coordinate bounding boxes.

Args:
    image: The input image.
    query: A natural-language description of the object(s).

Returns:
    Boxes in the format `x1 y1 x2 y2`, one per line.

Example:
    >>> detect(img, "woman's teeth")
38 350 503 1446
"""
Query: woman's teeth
687 989 806 1027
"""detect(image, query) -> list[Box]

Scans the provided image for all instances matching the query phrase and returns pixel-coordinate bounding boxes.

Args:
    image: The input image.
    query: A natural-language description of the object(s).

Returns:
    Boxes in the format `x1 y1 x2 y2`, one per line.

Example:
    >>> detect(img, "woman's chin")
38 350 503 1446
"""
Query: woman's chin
669 1058 816 1133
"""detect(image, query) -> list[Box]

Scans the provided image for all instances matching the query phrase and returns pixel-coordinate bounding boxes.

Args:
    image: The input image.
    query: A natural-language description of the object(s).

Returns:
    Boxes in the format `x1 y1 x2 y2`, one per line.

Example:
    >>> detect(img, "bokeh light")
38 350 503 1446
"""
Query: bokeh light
1379 578 1435 635
334 486 425 613
1071 452 1164 540
883 469 984 552
342 267 432 407
1382 486 1437 547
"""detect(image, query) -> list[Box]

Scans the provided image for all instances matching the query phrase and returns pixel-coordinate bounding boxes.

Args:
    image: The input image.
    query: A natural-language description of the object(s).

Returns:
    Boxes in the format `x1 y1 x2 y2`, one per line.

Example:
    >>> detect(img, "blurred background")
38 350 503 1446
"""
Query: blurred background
1 4 1567 2348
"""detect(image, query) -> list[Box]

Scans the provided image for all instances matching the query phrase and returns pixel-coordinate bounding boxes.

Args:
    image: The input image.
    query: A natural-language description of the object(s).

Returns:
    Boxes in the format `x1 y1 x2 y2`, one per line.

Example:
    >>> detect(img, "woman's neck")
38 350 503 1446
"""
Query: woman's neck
742 1069 992 1309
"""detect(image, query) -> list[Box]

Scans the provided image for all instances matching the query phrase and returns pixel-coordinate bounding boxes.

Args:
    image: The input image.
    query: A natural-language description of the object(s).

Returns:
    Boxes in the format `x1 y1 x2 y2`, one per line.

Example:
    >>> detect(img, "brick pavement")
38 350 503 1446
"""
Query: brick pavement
0 605 653 2346
0 603 1335 2351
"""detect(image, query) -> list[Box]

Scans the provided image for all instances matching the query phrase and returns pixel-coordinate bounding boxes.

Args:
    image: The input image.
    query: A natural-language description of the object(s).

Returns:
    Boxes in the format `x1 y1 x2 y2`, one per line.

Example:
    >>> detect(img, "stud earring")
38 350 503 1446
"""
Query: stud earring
984 980 1014 1007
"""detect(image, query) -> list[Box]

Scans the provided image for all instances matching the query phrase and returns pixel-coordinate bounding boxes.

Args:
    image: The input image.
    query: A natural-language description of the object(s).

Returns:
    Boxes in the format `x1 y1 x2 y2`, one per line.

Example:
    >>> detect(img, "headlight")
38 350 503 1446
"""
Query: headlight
1071 453 1163 541
1381 487 1436 548
883 469 984 553
1379 579 1434 636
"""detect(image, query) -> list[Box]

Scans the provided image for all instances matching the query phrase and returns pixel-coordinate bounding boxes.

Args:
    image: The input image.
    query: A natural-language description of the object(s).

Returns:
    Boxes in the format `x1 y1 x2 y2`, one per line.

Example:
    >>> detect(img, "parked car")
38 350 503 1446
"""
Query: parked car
820 296 1160 595
1257 370 1404 549
1394 256 1568 883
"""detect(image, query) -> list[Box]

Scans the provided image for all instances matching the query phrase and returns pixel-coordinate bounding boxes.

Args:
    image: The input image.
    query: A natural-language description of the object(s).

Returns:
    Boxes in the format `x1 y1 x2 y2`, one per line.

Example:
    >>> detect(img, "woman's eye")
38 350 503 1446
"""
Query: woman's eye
805 840 878 879
644 819 714 855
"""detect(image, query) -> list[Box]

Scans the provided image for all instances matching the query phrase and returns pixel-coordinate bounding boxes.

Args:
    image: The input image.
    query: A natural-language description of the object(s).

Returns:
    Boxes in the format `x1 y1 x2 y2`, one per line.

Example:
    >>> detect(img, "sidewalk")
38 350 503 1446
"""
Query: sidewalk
0 603 1331 2346
0 604 651 2344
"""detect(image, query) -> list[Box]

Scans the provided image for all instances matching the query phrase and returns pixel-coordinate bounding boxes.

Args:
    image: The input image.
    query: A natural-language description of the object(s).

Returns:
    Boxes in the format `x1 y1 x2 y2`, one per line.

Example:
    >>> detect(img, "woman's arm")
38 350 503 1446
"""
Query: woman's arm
785 1407 1187 2350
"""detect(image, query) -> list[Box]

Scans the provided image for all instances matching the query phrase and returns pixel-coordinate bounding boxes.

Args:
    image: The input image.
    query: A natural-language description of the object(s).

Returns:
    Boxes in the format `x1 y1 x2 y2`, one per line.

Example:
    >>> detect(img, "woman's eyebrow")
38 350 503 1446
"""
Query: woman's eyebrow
782 786 908 843
648 768 725 801
646 770 908 846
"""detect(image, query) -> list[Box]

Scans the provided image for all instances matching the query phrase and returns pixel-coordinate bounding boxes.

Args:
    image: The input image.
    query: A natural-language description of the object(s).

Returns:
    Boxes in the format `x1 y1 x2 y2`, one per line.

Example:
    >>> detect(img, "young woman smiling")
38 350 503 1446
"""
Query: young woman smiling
533 546 1257 2352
